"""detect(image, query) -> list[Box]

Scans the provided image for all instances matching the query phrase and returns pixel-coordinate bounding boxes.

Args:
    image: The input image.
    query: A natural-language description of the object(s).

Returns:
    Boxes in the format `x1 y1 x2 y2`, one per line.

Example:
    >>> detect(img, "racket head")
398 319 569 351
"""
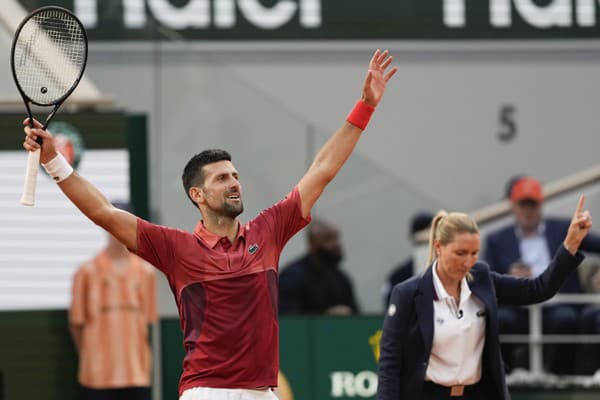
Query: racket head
11 6 88 107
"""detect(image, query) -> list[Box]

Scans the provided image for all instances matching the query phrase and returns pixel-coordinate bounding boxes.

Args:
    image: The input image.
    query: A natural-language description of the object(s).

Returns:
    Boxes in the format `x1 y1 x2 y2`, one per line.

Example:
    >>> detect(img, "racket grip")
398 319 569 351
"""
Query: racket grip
20 149 40 206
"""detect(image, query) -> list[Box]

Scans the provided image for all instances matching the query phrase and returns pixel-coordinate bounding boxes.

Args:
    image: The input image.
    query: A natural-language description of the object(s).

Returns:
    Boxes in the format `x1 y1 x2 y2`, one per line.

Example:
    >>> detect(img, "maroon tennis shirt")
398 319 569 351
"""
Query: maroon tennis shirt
134 188 310 395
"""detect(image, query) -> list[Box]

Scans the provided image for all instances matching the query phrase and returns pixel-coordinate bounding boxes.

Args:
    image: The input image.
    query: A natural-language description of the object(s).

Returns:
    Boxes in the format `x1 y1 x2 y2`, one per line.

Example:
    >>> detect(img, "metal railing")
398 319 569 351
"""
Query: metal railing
500 293 600 385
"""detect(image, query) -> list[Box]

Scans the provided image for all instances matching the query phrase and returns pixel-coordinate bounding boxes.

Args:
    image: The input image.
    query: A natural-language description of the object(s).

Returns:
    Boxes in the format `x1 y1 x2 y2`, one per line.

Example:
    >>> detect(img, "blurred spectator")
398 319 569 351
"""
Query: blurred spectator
381 212 433 308
69 202 157 400
484 176 600 374
576 256 600 374
279 219 358 315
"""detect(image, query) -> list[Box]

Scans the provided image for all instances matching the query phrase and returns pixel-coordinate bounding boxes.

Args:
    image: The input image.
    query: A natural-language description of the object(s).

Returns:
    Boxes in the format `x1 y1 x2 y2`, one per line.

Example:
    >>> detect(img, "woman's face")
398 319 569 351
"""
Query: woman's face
435 232 480 281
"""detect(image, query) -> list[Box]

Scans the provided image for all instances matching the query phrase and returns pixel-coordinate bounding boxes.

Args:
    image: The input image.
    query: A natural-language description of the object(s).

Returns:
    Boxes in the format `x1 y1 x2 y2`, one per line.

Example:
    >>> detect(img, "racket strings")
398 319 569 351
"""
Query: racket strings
14 9 86 105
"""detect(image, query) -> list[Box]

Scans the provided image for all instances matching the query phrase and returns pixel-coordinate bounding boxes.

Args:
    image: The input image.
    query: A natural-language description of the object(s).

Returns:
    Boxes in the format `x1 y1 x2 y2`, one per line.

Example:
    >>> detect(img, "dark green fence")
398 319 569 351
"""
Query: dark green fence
1 311 600 399
160 316 600 400
0 311 79 400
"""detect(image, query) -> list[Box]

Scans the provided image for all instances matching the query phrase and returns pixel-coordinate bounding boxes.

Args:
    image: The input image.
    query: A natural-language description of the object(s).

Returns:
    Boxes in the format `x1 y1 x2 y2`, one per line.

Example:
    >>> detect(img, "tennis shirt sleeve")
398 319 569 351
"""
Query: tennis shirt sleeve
255 187 312 252
142 262 158 324
134 218 176 277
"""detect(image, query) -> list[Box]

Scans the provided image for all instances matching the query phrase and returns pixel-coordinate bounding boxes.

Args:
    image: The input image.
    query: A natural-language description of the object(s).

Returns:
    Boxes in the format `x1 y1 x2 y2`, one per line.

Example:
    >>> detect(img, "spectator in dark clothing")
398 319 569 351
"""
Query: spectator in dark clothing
484 176 600 375
382 212 433 308
578 259 600 374
279 219 358 315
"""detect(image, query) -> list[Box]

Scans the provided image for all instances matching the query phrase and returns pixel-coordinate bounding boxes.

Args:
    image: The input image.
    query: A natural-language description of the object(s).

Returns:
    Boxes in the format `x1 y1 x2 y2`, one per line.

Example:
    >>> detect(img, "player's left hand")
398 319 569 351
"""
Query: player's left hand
362 49 398 107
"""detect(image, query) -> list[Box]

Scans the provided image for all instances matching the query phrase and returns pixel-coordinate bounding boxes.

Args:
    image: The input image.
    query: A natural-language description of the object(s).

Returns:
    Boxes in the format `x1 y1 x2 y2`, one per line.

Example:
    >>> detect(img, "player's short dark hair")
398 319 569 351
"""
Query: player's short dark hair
182 149 232 207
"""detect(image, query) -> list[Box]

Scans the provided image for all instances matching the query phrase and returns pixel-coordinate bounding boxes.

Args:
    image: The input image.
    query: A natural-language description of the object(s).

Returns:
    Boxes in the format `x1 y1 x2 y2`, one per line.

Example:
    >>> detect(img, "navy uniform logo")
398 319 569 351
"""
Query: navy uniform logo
387 304 397 317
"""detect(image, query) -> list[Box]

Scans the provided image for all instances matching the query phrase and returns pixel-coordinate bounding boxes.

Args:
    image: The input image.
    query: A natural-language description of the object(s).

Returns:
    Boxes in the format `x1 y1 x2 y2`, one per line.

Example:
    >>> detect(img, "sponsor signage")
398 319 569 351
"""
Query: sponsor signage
17 0 600 40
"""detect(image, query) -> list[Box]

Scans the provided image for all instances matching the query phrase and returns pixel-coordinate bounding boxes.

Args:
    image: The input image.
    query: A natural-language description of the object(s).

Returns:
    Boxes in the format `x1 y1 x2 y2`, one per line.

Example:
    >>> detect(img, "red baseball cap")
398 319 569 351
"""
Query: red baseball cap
510 177 544 203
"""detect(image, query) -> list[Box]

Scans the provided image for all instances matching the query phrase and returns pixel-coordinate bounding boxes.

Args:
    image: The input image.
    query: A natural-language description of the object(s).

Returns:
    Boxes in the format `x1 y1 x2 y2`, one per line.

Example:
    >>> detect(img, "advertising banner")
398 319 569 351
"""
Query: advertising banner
16 0 600 40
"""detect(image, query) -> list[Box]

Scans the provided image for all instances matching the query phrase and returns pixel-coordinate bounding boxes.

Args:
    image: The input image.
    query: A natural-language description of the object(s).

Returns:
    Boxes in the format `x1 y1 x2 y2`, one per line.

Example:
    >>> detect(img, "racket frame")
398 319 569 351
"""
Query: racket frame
11 5 88 128
10 6 88 205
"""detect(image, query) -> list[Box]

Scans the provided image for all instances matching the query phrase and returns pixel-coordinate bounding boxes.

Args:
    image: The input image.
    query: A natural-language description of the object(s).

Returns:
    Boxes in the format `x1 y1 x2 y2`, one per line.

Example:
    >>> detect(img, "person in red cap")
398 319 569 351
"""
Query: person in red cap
484 176 600 375
509 177 545 236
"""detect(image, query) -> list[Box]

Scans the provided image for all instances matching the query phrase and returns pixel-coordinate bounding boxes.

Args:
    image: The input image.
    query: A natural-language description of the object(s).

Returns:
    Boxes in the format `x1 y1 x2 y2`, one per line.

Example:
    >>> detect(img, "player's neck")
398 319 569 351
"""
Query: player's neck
203 216 239 243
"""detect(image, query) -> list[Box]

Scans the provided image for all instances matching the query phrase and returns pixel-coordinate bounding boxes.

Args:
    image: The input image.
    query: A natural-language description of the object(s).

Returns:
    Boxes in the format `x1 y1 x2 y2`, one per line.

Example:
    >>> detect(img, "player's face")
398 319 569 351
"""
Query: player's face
200 160 244 218
435 233 480 282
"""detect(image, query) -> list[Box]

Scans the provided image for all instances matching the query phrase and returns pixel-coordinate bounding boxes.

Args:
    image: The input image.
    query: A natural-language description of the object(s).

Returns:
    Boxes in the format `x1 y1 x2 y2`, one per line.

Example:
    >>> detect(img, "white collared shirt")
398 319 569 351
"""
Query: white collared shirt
516 223 550 277
425 262 486 386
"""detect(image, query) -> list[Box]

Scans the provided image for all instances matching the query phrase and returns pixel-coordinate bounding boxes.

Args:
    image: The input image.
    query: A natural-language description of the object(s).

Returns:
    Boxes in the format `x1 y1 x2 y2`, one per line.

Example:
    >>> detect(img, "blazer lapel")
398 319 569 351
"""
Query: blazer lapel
416 267 435 355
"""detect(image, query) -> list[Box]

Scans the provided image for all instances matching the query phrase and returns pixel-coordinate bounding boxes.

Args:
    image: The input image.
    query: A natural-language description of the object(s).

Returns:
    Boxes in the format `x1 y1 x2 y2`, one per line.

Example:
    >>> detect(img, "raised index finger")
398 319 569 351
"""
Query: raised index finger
574 195 585 218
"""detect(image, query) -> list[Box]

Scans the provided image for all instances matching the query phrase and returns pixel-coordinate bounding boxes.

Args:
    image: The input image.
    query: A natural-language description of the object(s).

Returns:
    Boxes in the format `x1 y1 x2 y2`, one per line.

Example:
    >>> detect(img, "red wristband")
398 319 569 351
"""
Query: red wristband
346 100 375 131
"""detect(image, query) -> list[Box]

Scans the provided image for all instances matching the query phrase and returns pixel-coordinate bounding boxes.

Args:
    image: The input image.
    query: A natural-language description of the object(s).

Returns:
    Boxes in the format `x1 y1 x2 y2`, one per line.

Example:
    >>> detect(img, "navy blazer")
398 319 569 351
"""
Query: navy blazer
376 246 583 400
484 218 600 293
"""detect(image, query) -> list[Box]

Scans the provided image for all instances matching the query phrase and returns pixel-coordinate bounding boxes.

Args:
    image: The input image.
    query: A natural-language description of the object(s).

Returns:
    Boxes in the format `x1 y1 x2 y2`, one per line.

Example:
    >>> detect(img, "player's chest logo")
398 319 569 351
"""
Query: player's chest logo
248 243 260 254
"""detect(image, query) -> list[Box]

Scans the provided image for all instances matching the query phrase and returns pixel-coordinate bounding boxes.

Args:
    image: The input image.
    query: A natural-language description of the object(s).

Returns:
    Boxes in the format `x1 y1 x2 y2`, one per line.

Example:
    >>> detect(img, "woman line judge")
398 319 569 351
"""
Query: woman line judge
377 196 592 400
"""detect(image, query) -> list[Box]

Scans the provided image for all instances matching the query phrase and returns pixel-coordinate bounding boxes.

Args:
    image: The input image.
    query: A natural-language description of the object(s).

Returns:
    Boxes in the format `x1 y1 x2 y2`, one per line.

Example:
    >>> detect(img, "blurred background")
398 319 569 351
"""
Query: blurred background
2 1 600 399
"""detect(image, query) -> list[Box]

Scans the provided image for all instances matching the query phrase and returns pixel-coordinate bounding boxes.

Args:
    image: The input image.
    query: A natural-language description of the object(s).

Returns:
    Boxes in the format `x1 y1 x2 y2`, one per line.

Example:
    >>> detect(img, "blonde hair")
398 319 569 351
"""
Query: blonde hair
427 211 480 266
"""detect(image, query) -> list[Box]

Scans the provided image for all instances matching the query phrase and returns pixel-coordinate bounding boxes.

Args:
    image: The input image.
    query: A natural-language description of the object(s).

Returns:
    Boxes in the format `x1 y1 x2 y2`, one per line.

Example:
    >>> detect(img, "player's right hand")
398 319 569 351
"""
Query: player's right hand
23 118 57 164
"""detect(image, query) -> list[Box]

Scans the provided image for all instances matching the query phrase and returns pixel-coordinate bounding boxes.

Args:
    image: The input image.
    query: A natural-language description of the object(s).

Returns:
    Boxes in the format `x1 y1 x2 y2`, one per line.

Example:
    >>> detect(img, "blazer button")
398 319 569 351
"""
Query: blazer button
423 362 428 367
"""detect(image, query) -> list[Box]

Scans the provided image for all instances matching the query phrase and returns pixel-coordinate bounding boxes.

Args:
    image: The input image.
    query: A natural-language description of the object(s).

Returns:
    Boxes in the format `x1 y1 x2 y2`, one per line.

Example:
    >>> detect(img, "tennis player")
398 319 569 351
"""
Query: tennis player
23 50 397 400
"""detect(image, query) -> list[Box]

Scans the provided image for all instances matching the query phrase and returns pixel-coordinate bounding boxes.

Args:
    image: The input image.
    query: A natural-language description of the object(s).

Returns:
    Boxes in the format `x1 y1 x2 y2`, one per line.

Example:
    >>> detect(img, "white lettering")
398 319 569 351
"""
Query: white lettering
74 0 97 27
514 0 571 28
490 0 512 27
300 0 322 27
576 0 597 26
353 371 378 397
214 0 236 28
75 0 146 28
63 0 323 31
124 0 146 28
443 0 466 27
331 371 356 397
330 371 378 398
445 0 599 28
238 0 297 30
148 0 210 29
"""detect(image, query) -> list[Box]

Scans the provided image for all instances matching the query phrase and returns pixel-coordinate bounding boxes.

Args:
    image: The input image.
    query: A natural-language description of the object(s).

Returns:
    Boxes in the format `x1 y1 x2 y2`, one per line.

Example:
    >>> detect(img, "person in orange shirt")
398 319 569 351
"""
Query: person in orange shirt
69 202 158 400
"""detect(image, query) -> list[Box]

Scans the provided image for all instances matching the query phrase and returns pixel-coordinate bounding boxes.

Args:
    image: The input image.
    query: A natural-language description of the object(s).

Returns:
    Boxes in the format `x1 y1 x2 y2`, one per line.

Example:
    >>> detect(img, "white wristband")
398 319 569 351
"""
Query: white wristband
42 153 74 183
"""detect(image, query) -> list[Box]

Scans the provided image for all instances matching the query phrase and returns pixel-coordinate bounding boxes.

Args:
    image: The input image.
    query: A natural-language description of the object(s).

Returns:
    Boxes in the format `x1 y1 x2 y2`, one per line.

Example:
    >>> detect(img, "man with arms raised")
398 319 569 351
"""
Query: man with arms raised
23 50 397 400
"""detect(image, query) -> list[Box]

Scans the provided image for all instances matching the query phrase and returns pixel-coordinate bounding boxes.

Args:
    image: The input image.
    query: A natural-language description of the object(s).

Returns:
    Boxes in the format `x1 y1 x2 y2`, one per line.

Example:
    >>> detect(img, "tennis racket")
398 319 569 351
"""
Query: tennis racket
11 6 88 206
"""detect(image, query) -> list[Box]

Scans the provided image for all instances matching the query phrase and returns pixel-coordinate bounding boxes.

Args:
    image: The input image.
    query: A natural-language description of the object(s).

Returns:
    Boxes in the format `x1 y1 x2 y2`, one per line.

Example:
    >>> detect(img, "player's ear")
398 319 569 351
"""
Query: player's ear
189 186 204 205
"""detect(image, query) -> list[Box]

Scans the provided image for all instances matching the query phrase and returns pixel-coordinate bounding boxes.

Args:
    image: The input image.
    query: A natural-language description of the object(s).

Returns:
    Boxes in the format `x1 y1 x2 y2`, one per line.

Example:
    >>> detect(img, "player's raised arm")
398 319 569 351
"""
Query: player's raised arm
297 50 397 218
22 118 138 251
